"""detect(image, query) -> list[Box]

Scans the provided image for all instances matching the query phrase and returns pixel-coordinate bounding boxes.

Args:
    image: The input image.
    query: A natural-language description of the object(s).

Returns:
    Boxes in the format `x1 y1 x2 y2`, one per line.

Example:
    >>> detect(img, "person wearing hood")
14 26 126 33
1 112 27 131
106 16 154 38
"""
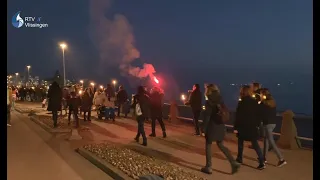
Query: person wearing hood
47 81 62 128
260 88 287 167
149 87 166 138
185 84 202 136
201 84 240 175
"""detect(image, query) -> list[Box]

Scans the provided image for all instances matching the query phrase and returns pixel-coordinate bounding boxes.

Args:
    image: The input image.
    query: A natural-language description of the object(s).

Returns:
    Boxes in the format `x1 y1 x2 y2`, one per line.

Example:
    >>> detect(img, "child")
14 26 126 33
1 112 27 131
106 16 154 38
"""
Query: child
67 91 81 127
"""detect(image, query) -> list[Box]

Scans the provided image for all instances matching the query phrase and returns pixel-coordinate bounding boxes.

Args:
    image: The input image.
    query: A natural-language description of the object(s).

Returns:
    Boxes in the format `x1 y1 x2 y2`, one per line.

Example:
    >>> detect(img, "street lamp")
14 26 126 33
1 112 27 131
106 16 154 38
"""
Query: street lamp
15 73 19 86
26 65 31 86
112 80 117 90
59 43 67 87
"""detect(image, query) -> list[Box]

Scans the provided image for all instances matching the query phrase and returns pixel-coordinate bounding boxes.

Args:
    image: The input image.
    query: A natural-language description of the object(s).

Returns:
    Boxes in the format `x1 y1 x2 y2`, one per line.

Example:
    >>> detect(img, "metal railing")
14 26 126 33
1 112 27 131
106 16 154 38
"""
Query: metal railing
164 103 313 142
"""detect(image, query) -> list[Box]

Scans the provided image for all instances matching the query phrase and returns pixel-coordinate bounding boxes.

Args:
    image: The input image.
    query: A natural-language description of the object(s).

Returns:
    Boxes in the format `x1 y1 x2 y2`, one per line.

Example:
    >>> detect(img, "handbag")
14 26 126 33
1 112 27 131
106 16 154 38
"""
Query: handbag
135 103 142 116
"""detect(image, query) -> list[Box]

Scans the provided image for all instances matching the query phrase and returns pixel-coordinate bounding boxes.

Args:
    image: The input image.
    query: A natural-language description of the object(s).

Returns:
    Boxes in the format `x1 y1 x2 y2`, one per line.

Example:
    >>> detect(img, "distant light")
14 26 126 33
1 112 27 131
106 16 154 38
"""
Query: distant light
230 83 235 86
90 82 95 86
112 80 117 85
202 106 206 110
60 43 67 49
277 84 281 86
181 94 186 101
252 94 256 98
100 85 103 89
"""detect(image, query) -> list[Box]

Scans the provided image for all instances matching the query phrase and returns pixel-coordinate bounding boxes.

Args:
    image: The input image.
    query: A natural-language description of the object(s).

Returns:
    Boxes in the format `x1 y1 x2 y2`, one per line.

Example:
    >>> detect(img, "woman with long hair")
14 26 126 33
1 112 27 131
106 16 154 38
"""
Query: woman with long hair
185 84 202 136
201 84 240 175
234 85 265 170
133 86 150 146
260 88 287 167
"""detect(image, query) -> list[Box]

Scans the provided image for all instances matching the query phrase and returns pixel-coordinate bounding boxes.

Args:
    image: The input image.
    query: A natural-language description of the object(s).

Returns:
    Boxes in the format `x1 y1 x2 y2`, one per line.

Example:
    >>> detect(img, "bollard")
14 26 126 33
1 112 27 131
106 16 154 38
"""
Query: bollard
169 100 179 122
277 110 300 149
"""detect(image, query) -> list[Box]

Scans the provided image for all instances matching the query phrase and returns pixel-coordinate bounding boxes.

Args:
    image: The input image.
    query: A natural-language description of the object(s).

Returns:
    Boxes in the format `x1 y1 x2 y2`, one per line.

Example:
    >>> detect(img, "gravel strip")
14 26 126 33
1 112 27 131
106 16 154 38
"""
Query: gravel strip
83 143 206 180
37 115 70 129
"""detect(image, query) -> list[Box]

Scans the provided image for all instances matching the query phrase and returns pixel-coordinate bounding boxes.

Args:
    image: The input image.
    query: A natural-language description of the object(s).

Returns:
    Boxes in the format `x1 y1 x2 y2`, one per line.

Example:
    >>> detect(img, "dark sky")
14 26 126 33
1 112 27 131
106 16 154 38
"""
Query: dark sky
7 0 312 89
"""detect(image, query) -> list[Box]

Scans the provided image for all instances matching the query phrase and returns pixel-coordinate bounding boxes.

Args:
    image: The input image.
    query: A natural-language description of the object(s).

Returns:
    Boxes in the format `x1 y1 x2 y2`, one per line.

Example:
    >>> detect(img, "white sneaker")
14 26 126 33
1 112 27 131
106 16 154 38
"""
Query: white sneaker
7 124 11 127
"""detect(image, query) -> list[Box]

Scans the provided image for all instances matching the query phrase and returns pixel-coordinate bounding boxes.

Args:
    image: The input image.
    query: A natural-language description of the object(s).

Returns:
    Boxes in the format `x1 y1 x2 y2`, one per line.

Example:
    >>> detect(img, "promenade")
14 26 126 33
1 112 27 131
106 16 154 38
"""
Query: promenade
7 111 113 180
10 102 313 180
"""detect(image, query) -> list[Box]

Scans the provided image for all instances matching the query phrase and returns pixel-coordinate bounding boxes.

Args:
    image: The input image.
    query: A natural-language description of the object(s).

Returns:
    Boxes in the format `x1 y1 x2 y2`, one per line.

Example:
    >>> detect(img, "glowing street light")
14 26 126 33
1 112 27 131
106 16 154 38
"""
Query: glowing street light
26 65 31 86
15 72 19 76
112 80 117 89
59 43 67 86
100 85 104 89
181 94 186 101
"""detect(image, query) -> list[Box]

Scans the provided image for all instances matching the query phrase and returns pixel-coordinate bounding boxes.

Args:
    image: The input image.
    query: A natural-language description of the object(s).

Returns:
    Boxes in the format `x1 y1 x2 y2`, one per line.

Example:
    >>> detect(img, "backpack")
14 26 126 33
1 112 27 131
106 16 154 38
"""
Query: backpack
217 103 230 123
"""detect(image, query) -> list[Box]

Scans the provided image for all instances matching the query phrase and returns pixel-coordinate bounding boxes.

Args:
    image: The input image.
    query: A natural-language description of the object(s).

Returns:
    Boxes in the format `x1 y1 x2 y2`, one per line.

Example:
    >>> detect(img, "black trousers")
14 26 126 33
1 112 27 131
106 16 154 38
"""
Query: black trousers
151 116 166 135
68 109 79 127
83 110 91 121
136 115 147 143
52 111 58 127
192 109 201 134
117 103 128 117
7 104 11 125
205 141 235 167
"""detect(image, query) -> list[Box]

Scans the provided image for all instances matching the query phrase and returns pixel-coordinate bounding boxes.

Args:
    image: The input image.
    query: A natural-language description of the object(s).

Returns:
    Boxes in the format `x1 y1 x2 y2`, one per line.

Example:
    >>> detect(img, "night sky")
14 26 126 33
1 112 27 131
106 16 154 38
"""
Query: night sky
7 0 312 95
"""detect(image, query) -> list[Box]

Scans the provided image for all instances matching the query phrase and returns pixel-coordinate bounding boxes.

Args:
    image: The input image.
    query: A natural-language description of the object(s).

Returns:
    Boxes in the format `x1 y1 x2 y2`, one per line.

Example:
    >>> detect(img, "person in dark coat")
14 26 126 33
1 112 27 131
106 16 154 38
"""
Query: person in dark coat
133 86 150 146
47 81 62 128
67 91 81 127
116 85 129 117
234 85 265 170
201 84 240 175
81 88 93 121
149 87 166 138
185 84 202 136
260 89 287 167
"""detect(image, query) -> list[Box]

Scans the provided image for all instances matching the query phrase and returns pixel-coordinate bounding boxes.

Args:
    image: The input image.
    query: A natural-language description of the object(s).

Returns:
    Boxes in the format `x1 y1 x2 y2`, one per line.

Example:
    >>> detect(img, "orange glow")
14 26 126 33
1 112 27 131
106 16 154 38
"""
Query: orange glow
154 76 159 84
181 94 186 101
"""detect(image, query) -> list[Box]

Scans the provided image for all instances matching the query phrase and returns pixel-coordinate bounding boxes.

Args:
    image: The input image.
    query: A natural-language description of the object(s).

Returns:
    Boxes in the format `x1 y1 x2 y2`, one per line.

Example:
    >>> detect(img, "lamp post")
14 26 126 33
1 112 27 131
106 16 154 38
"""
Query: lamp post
15 73 19 86
59 43 67 87
26 65 31 86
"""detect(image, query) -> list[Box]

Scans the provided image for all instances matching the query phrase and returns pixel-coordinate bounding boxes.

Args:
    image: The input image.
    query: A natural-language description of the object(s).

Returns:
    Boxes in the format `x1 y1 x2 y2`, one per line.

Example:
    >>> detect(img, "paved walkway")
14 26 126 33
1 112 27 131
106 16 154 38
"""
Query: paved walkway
7 111 113 180
13 102 313 180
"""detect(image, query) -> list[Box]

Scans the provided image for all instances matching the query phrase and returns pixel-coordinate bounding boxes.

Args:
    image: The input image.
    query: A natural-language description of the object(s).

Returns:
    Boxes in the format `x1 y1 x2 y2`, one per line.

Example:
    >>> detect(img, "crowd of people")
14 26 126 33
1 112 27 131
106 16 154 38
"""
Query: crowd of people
7 80 287 175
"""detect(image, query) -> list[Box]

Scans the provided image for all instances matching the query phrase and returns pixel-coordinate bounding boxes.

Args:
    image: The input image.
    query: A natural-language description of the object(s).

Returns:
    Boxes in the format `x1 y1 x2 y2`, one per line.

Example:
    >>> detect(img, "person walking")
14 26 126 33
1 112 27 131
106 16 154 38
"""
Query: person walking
116 85 129 117
234 85 266 170
47 81 62 128
149 87 167 138
81 88 93 121
185 84 202 136
133 86 150 146
260 88 287 167
200 84 240 175
67 91 81 127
